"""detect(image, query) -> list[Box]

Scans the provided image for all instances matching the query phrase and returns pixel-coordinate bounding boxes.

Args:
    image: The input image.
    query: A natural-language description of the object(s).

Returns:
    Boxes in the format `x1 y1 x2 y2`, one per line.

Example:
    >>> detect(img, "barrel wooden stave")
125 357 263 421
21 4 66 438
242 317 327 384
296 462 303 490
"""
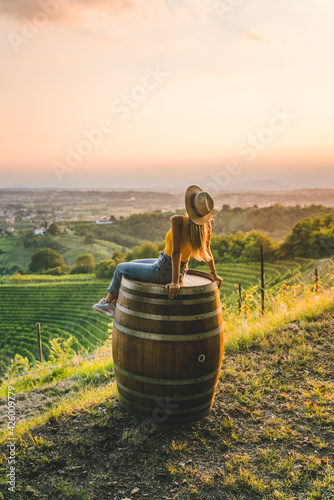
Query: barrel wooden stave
113 336 222 379
114 370 219 400
115 370 221 415
116 288 221 336
112 271 224 422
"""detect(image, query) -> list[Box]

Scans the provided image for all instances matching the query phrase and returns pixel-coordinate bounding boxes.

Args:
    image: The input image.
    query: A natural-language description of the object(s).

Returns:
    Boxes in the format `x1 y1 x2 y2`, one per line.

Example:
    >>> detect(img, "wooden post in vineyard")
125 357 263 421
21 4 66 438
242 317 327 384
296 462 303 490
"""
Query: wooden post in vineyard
238 283 247 326
261 245 265 316
36 323 43 362
314 268 319 293
238 284 242 313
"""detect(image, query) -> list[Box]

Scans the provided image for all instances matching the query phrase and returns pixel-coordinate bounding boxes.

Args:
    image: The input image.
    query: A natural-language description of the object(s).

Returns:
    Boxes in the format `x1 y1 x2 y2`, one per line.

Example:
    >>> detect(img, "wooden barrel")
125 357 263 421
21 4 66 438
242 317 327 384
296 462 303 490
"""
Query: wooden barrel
112 270 224 422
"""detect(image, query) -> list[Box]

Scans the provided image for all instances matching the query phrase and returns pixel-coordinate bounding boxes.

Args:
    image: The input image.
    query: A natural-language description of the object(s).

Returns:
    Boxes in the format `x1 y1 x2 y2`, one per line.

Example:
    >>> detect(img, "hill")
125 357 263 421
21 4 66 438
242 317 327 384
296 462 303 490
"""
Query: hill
0 289 333 499
71 205 334 245
0 231 125 274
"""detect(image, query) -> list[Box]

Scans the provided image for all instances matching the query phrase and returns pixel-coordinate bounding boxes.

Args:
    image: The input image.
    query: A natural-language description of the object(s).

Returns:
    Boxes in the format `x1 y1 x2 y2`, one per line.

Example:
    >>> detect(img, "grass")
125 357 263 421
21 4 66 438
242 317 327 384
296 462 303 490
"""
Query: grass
224 284 334 351
0 286 333 499
0 345 113 398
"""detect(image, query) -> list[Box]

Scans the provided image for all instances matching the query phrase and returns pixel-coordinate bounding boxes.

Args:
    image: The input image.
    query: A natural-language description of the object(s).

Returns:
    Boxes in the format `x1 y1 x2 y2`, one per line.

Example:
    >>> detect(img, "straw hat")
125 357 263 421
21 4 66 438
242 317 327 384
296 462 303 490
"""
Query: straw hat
185 185 214 225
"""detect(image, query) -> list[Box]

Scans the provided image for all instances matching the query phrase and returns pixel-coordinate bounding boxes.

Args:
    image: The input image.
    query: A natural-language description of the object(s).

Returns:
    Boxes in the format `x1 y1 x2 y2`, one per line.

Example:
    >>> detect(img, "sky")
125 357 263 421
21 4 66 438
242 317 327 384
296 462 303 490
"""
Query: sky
0 0 333 192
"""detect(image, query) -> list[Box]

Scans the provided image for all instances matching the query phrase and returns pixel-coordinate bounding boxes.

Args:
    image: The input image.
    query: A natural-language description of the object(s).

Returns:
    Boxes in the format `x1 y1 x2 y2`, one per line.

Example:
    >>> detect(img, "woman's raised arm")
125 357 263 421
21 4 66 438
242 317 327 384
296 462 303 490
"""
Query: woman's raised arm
166 215 183 299
206 224 223 289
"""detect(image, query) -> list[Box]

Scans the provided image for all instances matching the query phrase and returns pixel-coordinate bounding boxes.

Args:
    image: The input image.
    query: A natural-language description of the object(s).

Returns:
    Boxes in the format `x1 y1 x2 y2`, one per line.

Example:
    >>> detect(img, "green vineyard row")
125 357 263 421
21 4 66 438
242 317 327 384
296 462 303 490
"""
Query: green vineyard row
0 258 331 372
0 281 110 369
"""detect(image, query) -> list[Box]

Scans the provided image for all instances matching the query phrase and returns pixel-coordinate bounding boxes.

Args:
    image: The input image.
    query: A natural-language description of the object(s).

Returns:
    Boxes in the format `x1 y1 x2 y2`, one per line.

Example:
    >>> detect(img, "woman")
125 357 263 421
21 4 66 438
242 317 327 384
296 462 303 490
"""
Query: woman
93 185 223 317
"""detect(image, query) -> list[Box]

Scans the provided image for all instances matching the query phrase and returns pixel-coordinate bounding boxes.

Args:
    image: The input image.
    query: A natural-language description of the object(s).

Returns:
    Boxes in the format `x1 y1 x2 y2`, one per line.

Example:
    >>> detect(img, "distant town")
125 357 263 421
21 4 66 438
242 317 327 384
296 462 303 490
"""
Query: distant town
1 188 334 238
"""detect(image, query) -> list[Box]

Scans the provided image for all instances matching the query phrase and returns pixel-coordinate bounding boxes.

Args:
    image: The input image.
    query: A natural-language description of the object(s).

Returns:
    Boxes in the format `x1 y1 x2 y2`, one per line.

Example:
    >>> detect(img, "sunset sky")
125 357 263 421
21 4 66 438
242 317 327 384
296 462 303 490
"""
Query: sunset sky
0 0 333 191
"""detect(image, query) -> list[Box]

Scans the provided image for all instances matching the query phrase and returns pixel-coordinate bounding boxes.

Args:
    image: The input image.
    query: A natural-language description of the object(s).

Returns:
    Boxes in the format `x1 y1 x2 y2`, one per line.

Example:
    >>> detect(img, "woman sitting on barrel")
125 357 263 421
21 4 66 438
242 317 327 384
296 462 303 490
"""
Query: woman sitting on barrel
93 185 223 317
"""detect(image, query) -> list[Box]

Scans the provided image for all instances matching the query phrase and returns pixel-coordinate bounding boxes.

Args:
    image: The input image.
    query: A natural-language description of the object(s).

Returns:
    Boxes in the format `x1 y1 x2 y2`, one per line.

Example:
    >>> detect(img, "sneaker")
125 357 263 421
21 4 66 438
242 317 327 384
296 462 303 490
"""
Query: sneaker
92 298 116 318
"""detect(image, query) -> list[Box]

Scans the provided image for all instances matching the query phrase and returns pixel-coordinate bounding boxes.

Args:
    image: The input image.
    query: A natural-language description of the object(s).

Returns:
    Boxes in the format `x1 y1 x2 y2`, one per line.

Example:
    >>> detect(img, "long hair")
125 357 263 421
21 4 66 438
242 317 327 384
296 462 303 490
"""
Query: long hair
185 217 212 261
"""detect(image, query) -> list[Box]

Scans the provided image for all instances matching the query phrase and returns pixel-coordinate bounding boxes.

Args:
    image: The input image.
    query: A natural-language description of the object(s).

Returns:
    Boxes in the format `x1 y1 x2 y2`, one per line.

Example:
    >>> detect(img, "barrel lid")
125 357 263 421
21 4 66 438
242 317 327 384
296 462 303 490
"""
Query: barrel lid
122 269 217 295
179 270 214 287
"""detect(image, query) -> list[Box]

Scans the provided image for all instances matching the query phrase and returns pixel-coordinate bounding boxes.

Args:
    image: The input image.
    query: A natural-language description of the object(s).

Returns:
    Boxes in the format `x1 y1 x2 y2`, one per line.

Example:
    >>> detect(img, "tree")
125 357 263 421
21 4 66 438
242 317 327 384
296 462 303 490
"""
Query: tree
221 204 231 211
240 231 276 262
277 213 334 259
279 219 315 258
24 232 36 248
30 248 64 273
10 264 24 275
112 251 125 264
41 266 66 276
83 232 95 245
211 234 230 262
48 222 61 235
325 214 334 228
0 257 14 276
125 241 159 261
96 259 116 279
71 254 95 274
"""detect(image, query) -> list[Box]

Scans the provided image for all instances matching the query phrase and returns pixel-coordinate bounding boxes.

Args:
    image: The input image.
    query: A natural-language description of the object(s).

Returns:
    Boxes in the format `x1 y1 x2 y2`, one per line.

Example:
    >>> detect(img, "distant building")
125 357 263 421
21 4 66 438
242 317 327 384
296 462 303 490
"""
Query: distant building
34 227 46 236
96 219 113 225
6 227 14 233
4 217 15 224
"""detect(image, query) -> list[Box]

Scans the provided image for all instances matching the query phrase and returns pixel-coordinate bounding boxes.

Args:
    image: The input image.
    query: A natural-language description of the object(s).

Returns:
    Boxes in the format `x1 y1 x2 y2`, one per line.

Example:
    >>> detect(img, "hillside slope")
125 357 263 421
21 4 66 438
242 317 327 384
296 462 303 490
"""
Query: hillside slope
1 305 333 499
0 232 124 272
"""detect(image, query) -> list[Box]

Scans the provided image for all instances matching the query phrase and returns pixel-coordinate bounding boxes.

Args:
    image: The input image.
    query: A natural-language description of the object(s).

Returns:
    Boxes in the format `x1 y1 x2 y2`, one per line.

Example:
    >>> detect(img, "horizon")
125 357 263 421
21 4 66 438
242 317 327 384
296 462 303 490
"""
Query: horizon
1 185 334 192
1 184 334 192
1 177 334 192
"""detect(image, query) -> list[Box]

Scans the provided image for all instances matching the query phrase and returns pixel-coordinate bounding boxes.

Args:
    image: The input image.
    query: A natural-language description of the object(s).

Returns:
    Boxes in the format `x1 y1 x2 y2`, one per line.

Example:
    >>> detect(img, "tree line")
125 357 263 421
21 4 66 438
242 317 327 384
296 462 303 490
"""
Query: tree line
22 213 334 278
68 204 334 245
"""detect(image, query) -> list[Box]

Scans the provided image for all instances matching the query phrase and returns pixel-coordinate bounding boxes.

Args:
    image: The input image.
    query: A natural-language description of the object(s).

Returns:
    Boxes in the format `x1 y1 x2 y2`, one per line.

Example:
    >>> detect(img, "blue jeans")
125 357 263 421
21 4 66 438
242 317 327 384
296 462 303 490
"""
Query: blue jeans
107 251 189 298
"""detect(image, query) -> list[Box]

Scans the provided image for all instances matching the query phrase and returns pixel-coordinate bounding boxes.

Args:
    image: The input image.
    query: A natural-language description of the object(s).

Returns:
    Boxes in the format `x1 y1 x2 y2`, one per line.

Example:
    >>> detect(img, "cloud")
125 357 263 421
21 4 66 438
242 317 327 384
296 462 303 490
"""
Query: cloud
0 0 147 25
246 31 272 46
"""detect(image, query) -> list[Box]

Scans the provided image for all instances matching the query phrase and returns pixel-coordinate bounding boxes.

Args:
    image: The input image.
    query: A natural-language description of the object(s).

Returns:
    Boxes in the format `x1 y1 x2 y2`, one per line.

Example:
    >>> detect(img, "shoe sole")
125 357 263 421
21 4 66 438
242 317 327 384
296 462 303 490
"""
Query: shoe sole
92 305 115 318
